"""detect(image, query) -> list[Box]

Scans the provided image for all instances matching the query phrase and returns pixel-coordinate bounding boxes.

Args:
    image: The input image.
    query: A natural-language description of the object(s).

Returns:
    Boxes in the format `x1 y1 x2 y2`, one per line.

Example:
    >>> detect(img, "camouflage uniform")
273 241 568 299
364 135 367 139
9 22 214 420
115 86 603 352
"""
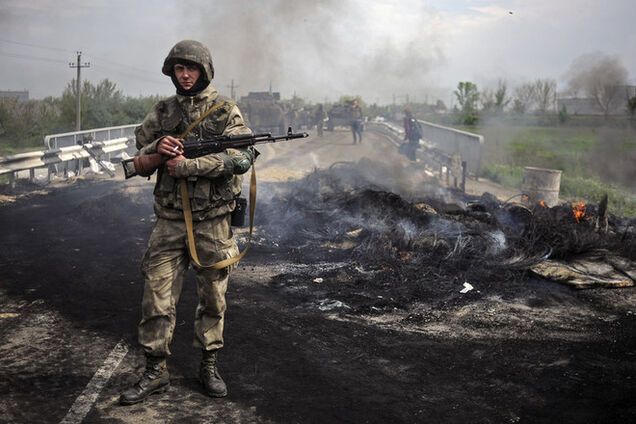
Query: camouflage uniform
350 103 363 144
134 58 254 358
120 39 252 405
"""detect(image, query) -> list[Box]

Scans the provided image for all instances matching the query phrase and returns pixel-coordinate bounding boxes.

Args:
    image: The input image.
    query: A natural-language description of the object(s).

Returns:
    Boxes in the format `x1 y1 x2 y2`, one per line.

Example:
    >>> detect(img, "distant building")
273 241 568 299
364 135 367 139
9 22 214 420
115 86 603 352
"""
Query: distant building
557 85 636 116
0 90 29 102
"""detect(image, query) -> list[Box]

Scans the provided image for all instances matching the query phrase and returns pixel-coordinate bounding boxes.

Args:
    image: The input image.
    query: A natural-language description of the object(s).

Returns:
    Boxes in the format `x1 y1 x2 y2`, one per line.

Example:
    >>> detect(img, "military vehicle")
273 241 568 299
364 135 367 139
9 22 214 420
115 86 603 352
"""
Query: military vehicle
238 92 287 136
326 103 352 131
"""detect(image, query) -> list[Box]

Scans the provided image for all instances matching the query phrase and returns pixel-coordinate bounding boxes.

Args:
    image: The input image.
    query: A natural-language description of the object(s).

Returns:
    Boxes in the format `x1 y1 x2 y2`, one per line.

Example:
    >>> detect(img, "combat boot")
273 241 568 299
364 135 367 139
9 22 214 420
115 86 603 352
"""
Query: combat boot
119 356 170 405
199 349 227 398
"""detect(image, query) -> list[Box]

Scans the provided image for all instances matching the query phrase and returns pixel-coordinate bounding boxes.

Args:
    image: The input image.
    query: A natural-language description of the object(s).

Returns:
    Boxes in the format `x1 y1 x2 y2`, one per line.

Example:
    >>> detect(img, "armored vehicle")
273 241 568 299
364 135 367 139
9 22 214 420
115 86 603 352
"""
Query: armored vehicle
238 92 287 136
326 103 352 131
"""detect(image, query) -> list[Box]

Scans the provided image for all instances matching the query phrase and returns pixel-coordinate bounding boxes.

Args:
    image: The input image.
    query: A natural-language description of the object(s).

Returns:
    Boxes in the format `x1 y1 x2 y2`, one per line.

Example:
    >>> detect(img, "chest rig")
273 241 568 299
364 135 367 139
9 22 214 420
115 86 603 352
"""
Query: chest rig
153 95 241 214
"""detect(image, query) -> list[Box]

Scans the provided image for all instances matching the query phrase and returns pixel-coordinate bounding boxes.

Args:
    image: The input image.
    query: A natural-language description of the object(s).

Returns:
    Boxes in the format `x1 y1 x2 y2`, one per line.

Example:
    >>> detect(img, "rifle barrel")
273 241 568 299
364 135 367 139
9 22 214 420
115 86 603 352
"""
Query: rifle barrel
184 128 308 157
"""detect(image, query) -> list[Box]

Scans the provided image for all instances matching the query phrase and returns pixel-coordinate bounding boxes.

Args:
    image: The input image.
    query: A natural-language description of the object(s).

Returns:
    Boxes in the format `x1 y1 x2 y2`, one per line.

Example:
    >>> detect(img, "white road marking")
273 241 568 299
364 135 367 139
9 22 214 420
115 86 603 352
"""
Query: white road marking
60 340 129 424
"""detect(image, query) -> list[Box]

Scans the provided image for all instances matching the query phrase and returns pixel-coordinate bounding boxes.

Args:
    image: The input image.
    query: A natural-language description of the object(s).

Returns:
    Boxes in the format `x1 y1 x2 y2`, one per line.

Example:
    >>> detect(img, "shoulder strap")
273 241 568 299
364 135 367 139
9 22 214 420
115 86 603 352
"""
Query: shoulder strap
180 165 256 270
178 99 226 138
178 99 255 270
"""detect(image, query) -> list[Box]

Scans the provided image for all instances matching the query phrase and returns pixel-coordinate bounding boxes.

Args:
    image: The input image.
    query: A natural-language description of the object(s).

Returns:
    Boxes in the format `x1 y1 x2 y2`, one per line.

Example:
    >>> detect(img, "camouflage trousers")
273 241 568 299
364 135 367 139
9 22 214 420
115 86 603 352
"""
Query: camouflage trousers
138 214 239 357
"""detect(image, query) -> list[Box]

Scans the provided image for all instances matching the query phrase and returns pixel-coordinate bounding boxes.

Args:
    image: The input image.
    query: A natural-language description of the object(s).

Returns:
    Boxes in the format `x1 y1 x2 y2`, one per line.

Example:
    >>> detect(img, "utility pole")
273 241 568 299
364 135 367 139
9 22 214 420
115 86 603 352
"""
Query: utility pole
226 79 239 100
69 51 90 131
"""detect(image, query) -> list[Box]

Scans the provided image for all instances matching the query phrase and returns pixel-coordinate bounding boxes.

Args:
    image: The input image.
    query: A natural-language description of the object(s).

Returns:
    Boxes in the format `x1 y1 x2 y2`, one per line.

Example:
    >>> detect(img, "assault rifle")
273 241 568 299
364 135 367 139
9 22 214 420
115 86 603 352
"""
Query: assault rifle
122 127 308 179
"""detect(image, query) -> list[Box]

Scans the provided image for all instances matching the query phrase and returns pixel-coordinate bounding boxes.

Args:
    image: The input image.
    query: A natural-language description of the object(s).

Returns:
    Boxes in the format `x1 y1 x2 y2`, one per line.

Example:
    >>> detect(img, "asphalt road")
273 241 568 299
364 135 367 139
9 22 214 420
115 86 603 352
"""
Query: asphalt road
1 127 635 423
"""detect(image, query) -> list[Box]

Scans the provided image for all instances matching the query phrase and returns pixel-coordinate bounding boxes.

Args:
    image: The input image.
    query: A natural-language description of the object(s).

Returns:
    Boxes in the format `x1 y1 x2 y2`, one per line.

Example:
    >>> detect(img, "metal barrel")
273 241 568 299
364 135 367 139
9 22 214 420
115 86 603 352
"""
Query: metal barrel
521 166 562 207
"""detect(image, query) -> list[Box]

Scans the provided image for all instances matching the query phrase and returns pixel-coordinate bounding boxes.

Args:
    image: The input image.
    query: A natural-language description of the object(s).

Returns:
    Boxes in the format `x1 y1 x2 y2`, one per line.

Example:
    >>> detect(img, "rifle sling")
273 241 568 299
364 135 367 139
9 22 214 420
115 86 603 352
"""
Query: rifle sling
178 101 226 140
177 100 255 269
179 167 255 269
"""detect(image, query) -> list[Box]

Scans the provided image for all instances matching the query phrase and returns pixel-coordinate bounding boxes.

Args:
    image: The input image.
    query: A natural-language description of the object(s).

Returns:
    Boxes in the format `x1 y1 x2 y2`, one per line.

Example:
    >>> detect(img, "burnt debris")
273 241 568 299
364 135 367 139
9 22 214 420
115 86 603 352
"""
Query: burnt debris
255 160 635 308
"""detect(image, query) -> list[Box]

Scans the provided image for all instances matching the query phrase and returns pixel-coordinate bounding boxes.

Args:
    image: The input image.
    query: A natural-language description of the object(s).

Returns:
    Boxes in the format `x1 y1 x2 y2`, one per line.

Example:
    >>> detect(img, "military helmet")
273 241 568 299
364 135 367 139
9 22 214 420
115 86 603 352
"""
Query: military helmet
162 40 214 81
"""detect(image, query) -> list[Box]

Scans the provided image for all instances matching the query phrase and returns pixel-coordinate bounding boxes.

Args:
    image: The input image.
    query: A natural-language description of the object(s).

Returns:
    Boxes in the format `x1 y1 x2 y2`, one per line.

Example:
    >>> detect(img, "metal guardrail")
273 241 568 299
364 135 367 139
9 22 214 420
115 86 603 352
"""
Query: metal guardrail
0 124 140 187
380 118 483 178
44 124 138 149
370 120 469 191
0 136 134 187
417 120 483 177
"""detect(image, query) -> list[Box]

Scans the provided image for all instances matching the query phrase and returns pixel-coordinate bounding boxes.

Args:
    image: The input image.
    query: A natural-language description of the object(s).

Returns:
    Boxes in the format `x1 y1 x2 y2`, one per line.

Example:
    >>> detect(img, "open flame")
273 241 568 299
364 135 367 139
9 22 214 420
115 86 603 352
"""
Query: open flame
538 200 548 208
572 201 586 223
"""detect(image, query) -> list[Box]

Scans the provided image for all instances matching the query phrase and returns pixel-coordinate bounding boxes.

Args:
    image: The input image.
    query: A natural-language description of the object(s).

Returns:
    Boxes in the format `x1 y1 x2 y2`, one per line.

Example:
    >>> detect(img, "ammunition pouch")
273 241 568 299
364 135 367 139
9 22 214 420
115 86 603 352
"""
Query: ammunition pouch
231 197 247 227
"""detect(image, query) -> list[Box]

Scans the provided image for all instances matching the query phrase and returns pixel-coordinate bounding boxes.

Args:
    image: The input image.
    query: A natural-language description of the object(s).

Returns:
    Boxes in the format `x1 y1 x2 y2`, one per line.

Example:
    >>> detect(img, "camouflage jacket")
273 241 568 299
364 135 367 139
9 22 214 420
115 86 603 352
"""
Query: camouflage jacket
135 84 254 221
350 105 363 121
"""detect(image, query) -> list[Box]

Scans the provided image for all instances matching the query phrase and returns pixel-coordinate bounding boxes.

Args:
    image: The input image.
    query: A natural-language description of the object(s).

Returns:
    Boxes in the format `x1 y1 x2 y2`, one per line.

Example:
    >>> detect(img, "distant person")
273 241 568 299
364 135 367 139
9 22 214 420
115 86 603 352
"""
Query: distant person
314 104 326 137
119 40 256 405
403 107 422 161
350 100 364 144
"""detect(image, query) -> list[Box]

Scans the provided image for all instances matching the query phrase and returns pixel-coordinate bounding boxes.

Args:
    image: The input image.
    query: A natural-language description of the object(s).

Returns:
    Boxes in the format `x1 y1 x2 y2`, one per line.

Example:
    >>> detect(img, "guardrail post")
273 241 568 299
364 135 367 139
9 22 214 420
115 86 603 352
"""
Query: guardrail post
9 172 16 189
29 168 35 182
461 161 467 193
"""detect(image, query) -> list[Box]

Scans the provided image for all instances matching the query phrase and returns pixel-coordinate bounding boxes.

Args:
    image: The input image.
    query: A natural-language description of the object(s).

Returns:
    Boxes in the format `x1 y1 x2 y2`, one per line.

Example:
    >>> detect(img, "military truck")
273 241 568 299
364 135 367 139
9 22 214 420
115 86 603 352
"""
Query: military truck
238 92 287 136
326 103 352 131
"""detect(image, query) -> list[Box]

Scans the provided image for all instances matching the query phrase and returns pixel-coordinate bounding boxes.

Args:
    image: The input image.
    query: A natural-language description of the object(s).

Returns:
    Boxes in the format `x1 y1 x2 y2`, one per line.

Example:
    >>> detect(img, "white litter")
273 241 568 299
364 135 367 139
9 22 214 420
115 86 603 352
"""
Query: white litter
460 282 474 293
101 160 115 171
313 277 324 283
316 299 351 311
87 157 102 174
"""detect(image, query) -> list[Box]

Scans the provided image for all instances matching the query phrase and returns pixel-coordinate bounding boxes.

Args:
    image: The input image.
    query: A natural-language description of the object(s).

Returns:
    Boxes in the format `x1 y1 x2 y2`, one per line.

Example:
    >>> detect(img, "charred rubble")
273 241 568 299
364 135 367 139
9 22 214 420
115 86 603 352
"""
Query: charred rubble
252 160 635 312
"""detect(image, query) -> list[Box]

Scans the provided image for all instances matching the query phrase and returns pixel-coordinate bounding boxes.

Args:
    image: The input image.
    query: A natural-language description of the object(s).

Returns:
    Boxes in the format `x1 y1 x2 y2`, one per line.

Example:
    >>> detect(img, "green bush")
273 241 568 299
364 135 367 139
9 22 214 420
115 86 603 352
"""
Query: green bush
0 79 164 155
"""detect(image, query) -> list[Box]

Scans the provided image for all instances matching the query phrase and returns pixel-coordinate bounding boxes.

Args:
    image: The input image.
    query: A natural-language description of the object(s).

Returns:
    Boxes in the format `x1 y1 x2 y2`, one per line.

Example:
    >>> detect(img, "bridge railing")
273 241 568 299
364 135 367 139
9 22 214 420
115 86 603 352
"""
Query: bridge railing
417 120 483 177
372 119 483 178
370 120 478 191
44 124 138 149
0 124 140 187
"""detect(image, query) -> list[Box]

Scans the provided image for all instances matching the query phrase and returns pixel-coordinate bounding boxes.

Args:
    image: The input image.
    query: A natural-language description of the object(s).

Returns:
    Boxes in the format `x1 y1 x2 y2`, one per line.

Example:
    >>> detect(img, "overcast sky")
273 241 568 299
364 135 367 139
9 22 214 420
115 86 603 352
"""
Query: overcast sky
0 0 634 104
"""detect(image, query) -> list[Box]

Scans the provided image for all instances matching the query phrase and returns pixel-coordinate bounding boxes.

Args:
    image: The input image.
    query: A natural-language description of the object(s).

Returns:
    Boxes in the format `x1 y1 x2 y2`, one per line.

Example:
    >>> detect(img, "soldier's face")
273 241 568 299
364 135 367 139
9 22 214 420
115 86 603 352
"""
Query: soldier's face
174 63 201 90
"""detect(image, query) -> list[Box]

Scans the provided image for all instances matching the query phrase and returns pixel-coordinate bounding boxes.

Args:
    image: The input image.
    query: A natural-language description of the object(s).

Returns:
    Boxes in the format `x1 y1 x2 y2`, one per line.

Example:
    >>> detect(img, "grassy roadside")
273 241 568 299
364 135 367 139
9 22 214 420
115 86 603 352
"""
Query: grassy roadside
481 163 636 216
463 124 636 216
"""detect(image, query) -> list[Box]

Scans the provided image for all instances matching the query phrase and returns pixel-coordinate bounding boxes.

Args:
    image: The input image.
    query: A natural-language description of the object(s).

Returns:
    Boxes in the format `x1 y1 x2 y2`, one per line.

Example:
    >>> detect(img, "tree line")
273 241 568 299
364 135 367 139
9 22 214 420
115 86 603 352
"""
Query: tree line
0 79 161 152
452 52 636 125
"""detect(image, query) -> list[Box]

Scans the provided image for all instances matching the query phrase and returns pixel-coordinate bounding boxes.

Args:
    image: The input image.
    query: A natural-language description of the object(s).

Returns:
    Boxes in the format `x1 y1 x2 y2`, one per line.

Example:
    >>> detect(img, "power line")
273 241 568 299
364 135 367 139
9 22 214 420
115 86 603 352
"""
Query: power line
0 50 167 86
0 37 74 53
0 50 67 64
84 53 160 76
0 37 169 87
0 37 161 77
89 60 167 85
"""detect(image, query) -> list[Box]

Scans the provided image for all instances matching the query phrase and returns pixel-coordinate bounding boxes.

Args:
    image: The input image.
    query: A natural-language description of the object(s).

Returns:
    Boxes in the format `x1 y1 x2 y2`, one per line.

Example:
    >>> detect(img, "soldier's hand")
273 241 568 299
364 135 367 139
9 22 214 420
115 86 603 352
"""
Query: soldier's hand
157 136 184 157
166 155 186 177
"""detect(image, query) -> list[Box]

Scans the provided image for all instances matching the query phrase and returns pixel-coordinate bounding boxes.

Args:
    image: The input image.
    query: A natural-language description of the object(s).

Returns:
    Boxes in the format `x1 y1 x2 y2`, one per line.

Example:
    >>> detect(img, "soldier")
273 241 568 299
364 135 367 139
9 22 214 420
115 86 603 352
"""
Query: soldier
350 99 364 144
314 104 325 137
403 107 422 161
120 40 257 405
